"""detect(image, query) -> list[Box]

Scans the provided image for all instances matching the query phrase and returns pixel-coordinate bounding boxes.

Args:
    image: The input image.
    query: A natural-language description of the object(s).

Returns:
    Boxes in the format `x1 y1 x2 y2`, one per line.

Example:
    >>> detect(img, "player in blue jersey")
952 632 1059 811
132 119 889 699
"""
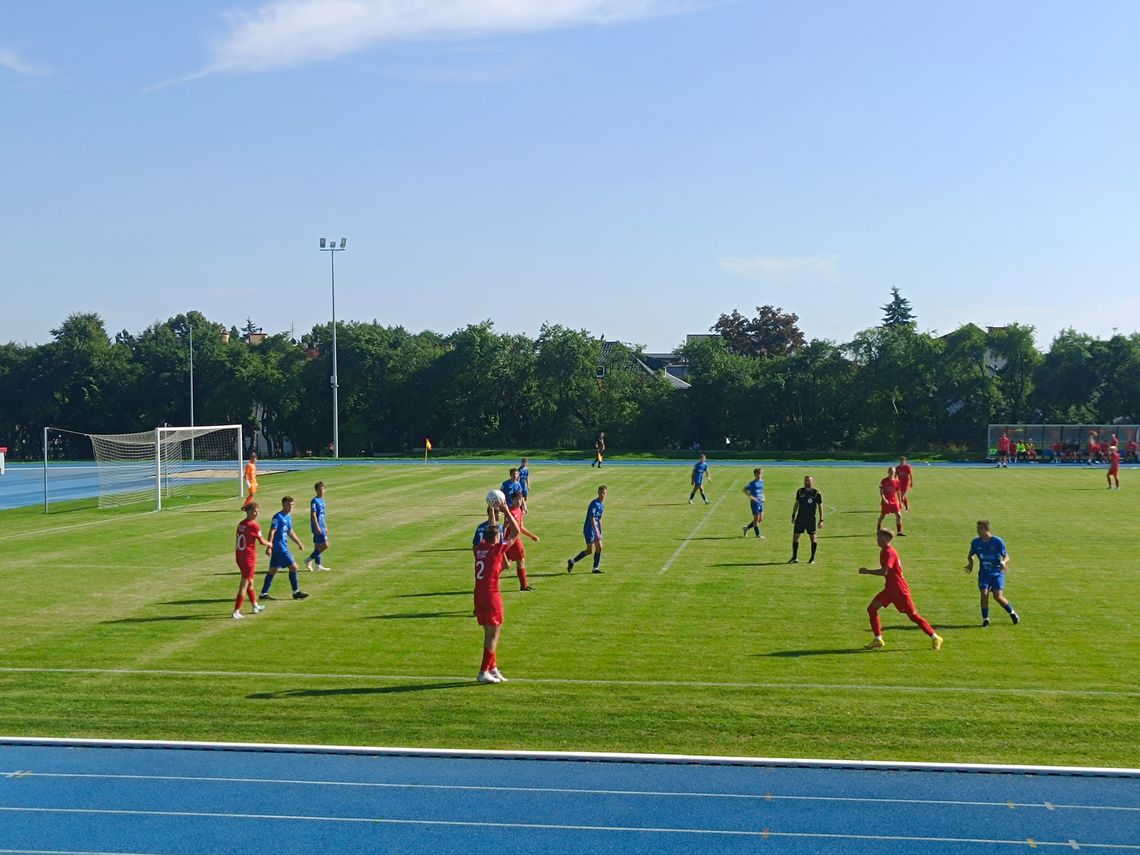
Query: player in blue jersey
473 519 505 556
964 520 1019 627
259 496 309 600
518 457 531 513
304 481 331 572
567 485 606 574
501 468 523 511
742 467 765 538
689 454 711 504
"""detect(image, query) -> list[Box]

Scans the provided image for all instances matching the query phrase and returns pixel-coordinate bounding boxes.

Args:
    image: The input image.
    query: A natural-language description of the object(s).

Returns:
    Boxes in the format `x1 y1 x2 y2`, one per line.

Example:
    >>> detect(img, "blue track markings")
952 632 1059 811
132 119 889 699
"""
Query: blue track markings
1 741 1137 854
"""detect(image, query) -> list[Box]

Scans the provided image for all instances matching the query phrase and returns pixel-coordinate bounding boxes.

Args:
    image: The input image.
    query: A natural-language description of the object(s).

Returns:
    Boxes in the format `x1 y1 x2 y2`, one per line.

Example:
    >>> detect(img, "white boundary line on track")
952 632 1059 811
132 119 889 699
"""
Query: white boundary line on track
1 666 1135 699
659 489 731 575
1 736 1136 778
0 807 1138 849
3 770 1136 811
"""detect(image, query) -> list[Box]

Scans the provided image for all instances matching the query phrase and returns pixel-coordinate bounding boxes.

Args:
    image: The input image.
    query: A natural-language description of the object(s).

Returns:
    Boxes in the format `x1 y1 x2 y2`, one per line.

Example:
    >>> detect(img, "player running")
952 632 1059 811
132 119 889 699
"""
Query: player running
896 456 914 511
742 467 765 538
1107 445 1121 489
518 457 531 512
789 475 823 564
305 481 331 571
860 529 943 650
242 452 258 508
876 466 905 536
474 510 524 684
689 453 711 505
259 496 309 601
503 491 540 591
233 503 270 619
965 520 1019 627
568 485 606 574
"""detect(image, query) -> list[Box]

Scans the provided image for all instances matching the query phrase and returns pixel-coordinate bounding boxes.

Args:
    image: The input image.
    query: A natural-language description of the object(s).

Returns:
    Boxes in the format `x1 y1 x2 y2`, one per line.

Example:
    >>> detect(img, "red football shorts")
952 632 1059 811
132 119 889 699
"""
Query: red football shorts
236 560 257 580
505 540 525 562
871 588 914 614
474 591 503 627
880 500 901 514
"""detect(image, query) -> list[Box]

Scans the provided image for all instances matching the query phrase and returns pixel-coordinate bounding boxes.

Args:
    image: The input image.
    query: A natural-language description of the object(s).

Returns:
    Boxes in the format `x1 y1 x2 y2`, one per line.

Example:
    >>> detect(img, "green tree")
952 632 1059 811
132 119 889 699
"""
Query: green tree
880 286 916 328
711 305 806 358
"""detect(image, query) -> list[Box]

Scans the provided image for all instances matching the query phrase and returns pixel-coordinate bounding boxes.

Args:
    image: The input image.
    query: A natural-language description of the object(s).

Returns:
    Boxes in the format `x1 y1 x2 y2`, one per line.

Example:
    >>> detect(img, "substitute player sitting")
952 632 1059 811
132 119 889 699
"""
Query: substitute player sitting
876 466 905 536
965 520 1020 627
474 510 523 684
232 503 270 619
860 529 942 650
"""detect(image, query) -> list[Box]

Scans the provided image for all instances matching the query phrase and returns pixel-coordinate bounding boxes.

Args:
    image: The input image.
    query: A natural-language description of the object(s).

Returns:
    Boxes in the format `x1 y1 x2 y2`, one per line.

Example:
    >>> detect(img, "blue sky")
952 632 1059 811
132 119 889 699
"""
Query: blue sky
3 1 1138 351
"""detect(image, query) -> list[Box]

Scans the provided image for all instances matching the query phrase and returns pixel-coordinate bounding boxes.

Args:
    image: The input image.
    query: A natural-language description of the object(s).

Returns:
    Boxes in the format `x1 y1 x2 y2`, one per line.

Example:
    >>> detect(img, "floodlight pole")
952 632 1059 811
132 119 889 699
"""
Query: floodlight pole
319 238 347 458
188 320 195 460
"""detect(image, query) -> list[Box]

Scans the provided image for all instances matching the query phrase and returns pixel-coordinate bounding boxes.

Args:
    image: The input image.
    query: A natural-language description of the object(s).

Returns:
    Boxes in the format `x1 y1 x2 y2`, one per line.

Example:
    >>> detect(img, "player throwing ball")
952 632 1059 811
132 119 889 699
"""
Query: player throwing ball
860 529 942 650
965 520 1019 627
474 510 523 684
568 485 606 574
232 503 270 619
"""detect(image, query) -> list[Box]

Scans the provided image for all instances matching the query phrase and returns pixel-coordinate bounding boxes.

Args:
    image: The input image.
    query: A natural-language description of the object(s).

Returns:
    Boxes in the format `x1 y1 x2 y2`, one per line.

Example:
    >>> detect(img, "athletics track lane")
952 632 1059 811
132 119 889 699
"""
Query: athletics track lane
1 741 1137 854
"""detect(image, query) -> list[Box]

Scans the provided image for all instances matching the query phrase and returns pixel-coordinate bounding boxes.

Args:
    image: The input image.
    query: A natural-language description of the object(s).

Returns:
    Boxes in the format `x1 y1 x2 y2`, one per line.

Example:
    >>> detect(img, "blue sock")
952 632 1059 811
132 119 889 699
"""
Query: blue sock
289 570 299 592
309 550 320 564
981 607 989 621
1002 602 1015 614
593 550 602 569
261 573 274 596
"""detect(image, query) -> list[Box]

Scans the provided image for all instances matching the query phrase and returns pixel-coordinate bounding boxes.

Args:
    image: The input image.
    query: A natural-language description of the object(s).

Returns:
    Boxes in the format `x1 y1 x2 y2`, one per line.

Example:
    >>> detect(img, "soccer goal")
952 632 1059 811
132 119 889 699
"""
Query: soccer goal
43 425 244 511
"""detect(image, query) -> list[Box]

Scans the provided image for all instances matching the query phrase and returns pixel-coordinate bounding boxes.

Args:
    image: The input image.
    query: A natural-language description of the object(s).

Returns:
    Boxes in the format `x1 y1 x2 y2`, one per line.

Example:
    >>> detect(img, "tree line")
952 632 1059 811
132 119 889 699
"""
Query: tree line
1 292 1138 459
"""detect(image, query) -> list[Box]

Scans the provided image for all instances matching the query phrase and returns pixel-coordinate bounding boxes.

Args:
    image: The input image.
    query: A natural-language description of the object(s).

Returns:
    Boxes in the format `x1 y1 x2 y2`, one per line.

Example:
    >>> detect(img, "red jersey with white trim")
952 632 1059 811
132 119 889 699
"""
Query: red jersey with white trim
880 545 910 598
235 519 262 568
474 542 508 595
1109 448 1121 469
895 464 912 487
880 477 901 501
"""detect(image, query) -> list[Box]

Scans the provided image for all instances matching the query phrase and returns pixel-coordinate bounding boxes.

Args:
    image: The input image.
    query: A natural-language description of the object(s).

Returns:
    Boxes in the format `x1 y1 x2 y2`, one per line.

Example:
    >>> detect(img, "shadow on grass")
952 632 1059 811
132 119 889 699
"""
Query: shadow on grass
247 682 473 699
887 623 980 631
103 614 222 624
760 647 894 657
712 561 793 568
367 611 471 620
160 598 232 606
396 590 471 598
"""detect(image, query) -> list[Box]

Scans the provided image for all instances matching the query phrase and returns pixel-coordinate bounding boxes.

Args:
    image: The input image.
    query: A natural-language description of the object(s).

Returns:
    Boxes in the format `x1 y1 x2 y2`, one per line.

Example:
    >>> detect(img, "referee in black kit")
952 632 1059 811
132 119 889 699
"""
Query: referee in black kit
789 475 823 565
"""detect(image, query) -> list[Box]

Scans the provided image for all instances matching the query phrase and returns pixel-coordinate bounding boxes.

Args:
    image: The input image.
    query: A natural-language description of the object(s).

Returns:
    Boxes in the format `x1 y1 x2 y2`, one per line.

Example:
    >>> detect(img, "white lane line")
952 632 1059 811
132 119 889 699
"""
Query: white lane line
659 490 731 575
1 666 1134 698
0 807 1137 848
0 850 162 855
2 771 1136 812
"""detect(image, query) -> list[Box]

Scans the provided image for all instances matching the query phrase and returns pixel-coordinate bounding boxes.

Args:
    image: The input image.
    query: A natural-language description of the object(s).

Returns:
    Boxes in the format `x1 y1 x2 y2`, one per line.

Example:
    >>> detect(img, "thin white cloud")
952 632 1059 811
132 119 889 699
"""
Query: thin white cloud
0 48 51 76
718 254 839 280
155 0 708 87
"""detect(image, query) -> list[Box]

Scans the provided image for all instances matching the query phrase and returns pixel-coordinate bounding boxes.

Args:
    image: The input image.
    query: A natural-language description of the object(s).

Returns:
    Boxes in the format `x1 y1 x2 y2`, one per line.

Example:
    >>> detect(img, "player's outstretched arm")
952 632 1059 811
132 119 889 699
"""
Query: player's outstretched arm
517 519 540 542
858 566 886 577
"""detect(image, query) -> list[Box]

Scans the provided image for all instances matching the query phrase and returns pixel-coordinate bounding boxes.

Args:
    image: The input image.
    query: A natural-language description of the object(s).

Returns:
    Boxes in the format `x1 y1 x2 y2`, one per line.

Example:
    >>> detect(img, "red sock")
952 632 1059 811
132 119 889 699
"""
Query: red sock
868 605 882 636
518 567 528 588
247 585 258 606
234 594 244 612
480 648 493 672
489 650 496 671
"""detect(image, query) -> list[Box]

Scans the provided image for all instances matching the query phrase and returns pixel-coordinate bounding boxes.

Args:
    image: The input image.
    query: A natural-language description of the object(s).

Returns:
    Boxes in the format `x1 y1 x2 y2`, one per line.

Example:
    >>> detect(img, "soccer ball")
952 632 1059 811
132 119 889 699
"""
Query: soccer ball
486 489 506 508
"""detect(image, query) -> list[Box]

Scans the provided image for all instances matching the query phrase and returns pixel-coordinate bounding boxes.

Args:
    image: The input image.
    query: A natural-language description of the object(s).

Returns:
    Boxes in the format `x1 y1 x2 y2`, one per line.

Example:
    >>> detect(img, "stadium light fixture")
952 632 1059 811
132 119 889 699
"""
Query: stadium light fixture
318 237 348 459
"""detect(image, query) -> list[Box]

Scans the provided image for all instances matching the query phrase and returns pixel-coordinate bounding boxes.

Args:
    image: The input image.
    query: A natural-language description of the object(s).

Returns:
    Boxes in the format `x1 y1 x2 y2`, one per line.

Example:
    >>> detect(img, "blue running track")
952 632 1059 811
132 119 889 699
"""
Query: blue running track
1 739 1137 854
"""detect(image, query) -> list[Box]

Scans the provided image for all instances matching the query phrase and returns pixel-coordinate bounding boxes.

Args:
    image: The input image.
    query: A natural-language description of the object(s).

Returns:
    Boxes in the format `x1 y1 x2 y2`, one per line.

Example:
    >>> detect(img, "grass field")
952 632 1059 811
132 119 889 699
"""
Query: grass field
0 461 1137 767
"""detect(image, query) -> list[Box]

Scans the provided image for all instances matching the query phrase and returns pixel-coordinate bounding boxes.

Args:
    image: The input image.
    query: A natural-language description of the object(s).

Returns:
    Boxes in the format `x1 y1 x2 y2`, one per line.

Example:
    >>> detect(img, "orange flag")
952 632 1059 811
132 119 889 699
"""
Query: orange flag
425 437 433 450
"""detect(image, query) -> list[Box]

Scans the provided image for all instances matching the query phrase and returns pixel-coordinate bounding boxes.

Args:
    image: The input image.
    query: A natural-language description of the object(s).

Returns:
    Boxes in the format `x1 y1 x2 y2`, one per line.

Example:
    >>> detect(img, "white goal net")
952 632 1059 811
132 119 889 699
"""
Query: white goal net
46 425 243 510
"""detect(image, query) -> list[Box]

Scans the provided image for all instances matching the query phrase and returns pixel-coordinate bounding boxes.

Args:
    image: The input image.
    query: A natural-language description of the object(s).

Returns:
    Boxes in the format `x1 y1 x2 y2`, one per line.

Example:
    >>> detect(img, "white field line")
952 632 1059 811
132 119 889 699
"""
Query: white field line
0 666 1135 699
0 807 1137 848
659 489 730 575
3 770 1136 812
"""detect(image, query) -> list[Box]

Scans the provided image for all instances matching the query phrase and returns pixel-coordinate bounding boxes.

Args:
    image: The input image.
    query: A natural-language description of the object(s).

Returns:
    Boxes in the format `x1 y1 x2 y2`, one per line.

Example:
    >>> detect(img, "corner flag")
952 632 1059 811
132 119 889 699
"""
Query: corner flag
424 437 432 463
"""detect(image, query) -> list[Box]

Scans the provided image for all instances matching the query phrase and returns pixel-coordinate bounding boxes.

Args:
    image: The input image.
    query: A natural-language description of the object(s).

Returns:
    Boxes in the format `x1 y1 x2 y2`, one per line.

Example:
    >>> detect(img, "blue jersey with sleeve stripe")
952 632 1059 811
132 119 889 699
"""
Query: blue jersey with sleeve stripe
970 535 1007 574
693 461 709 483
584 498 604 531
518 466 529 488
473 521 505 548
270 511 292 550
501 479 522 506
310 497 326 534
745 478 764 501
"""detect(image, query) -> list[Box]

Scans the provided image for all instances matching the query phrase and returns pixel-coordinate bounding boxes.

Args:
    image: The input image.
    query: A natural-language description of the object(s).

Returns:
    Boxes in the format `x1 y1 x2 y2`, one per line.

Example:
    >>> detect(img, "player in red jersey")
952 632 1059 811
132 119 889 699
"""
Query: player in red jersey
233 503 271 619
1128 438 1139 463
876 466 905 536
859 529 942 650
503 493 540 591
1107 445 1121 489
996 433 1011 467
473 511 523 684
1087 432 1099 465
895 456 914 511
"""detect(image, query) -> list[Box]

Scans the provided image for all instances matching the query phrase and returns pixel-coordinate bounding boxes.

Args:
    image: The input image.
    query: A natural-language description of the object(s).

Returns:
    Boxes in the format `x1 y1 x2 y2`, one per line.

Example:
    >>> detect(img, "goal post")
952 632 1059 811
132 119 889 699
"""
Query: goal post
43 425 244 512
